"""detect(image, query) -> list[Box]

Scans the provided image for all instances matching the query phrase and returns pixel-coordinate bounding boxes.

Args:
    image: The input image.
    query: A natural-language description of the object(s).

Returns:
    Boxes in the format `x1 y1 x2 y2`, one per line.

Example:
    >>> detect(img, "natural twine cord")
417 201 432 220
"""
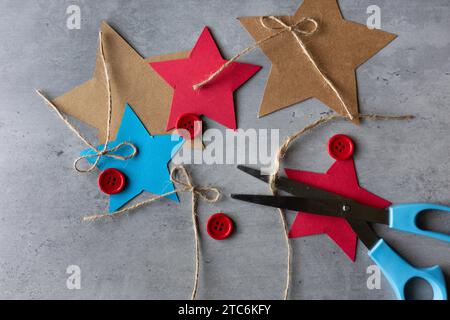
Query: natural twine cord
36 31 137 173
36 32 221 300
269 113 414 300
193 16 317 90
84 165 221 300
35 25 413 301
38 86 220 300
193 15 354 120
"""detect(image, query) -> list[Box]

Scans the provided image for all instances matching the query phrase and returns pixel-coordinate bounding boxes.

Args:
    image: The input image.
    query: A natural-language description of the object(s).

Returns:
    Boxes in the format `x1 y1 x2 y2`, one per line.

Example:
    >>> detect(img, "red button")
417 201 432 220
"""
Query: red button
206 213 234 240
176 113 202 140
98 168 126 195
328 134 355 160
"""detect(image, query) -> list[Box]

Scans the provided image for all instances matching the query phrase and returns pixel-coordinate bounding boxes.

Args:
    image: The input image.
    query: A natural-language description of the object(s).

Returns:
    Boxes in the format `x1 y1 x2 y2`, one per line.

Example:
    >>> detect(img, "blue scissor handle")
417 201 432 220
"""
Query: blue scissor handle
369 239 447 300
389 203 450 243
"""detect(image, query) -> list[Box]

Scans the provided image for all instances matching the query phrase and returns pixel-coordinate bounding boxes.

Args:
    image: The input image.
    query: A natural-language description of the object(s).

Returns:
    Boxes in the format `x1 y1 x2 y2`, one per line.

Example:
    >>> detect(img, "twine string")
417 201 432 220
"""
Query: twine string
260 15 318 35
36 31 137 173
269 113 414 300
36 24 413 301
73 142 138 172
171 166 221 300
36 32 222 301
193 16 317 90
83 165 221 300
193 15 354 120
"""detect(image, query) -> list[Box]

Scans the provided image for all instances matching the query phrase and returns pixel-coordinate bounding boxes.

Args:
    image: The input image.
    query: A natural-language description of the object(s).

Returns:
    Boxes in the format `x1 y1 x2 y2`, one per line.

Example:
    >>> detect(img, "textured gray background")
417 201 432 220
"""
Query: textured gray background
0 0 449 300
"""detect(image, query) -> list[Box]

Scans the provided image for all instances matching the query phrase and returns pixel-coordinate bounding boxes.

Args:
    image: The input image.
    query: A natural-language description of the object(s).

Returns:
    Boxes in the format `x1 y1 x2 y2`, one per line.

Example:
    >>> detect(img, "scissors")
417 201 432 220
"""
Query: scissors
231 165 450 300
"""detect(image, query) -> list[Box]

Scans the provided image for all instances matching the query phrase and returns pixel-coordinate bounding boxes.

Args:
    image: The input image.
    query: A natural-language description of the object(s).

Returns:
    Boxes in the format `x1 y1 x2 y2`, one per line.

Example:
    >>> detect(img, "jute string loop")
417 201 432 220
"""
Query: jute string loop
73 142 138 172
260 15 318 35
269 113 414 300
83 165 221 300
193 15 354 120
36 31 137 173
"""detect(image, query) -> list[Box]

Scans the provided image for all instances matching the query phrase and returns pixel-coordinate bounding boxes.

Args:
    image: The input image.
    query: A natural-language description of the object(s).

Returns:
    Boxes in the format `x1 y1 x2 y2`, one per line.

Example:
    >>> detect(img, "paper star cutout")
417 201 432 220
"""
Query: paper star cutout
53 22 190 142
239 0 397 123
285 159 391 261
150 27 261 130
81 104 184 213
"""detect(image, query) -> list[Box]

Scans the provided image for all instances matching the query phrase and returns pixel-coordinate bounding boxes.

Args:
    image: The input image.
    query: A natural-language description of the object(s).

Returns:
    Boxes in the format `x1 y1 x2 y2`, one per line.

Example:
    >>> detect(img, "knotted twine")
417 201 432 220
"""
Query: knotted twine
36 31 137 173
84 165 221 300
269 113 414 300
193 15 354 121
36 32 221 300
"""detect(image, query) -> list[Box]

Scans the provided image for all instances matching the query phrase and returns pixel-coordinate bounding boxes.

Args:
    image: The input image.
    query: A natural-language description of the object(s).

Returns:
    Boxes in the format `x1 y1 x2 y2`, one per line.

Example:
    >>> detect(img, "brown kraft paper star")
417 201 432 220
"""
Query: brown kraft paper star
238 0 397 123
52 22 190 141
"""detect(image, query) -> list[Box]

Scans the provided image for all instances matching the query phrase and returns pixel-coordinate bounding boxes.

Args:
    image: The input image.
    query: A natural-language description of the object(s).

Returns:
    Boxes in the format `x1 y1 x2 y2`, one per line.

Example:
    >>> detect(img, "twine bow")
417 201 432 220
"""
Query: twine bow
171 166 221 203
83 165 221 300
73 142 138 173
260 15 319 36
36 31 138 173
171 165 220 300
83 164 221 221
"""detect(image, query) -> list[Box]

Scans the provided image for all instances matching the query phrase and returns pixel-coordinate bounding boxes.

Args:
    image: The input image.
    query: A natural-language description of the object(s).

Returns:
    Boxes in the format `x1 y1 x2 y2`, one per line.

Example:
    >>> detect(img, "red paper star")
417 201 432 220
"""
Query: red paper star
285 159 391 261
150 27 261 130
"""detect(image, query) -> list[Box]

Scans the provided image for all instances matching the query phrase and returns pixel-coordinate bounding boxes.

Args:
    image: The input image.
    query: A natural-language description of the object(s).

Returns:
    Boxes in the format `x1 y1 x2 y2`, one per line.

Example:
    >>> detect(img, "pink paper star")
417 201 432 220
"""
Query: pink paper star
285 159 391 261
150 27 261 130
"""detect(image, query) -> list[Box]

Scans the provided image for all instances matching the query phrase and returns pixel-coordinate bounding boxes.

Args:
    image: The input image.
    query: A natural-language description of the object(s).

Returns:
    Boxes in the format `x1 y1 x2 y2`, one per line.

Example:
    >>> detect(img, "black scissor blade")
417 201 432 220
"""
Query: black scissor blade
346 218 380 250
275 176 342 199
237 165 342 200
231 194 389 225
237 165 271 184
231 194 347 217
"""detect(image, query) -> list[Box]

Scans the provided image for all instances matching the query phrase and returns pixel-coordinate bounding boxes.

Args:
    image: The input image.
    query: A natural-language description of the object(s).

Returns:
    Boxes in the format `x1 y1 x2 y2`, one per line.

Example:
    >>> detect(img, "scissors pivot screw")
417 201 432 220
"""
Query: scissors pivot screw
342 205 351 213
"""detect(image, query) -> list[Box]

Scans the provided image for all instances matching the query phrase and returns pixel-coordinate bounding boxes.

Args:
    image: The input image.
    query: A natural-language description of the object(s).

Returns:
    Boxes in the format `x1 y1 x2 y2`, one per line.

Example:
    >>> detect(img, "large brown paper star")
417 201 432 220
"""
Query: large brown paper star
53 22 189 141
238 0 397 123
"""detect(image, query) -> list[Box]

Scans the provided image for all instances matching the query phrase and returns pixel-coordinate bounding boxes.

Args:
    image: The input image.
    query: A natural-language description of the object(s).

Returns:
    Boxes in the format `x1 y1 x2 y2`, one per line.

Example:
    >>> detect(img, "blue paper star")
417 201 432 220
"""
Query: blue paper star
81 104 184 212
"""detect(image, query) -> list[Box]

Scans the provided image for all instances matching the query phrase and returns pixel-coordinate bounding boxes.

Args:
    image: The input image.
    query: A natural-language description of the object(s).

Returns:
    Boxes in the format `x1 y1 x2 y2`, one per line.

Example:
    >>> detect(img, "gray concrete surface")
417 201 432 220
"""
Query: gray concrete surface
0 0 449 300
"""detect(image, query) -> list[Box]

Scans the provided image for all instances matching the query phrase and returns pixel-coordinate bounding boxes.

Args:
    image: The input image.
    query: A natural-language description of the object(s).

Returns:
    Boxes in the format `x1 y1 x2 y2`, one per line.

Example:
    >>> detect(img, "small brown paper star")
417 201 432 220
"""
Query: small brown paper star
53 22 189 141
238 0 397 123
